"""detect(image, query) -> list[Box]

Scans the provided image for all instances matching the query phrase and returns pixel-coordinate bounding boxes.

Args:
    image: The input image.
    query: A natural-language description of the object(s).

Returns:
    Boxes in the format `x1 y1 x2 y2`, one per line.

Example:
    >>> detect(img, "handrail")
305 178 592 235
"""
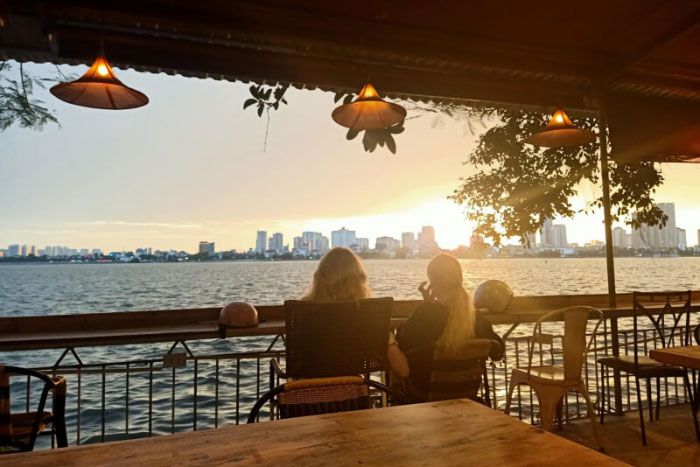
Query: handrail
1 293 699 351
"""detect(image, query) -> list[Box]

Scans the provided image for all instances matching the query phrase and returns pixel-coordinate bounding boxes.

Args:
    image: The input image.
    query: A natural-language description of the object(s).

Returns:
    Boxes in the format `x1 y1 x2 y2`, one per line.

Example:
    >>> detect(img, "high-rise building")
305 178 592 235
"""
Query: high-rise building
7 245 19 257
540 218 568 248
20 245 27 256
612 227 630 248
540 218 554 247
697 229 700 247
401 232 416 250
199 241 215 256
631 203 677 250
302 232 329 253
525 232 537 248
256 231 267 253
677 228 687 250
355 238 369 252
418 226 437 252
29 245 36 256
375 236 401 252
332 228 356 248
294 236 307 252
552 224 567 248
269 233 283 253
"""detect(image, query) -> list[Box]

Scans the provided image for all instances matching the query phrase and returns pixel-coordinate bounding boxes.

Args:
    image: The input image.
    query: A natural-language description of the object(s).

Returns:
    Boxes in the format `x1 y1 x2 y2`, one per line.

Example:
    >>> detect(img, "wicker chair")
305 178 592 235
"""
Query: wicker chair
247 298 398 422
403 339 494 405
598 291 696 445
0 366 67 454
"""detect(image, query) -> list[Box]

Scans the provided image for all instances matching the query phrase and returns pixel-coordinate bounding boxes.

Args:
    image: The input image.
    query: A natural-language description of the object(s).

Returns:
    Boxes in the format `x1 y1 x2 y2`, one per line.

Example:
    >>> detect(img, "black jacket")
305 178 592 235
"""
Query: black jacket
395 301 504 398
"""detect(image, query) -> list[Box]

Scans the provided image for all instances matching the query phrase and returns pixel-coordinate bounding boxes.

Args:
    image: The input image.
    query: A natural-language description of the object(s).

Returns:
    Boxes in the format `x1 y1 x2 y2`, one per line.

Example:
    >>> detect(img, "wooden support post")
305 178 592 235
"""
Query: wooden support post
598 98 623 413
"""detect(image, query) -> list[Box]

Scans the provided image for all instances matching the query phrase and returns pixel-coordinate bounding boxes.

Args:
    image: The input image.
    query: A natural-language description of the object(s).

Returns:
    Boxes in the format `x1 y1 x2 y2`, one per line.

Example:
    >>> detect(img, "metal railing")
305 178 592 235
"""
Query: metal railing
4 315 699 450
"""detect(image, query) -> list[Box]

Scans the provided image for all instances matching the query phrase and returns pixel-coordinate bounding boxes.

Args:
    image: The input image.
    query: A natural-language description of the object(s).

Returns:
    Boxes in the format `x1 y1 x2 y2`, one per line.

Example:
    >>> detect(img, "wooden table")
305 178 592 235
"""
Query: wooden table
650 346 700 370
650 345 700 443
0 399 623 466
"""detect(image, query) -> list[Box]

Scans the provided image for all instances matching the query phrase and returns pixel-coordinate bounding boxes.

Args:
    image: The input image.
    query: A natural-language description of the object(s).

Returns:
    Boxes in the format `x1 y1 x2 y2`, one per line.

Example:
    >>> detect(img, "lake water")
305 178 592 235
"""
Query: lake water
2 257 699 317
0 257 698 444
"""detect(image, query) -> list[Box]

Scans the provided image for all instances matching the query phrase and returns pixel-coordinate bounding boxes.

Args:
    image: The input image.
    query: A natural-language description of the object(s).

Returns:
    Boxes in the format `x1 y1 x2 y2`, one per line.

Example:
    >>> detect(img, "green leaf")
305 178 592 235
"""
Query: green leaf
243 98 257 109
346 129 360 140
334 92 344 103
343 95 353 105
257 103 264 117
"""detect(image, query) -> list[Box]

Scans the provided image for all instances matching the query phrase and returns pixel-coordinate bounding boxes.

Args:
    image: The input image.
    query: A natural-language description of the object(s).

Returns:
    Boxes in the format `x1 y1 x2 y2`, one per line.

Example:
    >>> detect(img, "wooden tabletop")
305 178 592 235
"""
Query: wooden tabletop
650 346 700 370
0 399 623 466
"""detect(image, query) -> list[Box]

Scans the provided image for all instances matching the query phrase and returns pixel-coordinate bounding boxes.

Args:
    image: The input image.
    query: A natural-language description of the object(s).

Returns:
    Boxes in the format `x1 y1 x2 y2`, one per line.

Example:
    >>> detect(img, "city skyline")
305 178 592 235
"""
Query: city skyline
3 62 700 253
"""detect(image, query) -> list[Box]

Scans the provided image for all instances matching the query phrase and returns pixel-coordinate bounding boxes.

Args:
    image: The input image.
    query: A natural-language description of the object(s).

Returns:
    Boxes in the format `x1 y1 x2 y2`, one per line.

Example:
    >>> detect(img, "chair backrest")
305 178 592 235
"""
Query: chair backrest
632 291 693 366
426 339 492 403
0 365 56 453
284 298 392 379
530 306 603 382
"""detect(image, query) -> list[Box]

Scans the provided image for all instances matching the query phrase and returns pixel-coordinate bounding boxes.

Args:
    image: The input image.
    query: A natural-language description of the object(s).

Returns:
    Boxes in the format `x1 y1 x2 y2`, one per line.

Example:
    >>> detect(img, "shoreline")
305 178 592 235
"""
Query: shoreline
1 255 700 265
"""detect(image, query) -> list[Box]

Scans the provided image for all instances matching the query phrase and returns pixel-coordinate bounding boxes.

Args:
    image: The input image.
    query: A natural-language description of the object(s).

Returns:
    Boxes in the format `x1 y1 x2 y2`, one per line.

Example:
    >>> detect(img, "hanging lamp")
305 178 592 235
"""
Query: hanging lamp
332 83 406 131
50 52 148 110
525 109 595 148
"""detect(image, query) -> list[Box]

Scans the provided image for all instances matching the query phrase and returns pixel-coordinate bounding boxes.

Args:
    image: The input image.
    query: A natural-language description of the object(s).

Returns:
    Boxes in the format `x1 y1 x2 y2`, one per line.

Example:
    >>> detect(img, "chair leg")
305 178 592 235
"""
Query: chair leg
555 398 564 430
578 383 604 452
655 377 660 421
635 376 647 446
531 385 564 432
682 372 700 442
646 378 653 422
599 364 606 424
504 380 518 416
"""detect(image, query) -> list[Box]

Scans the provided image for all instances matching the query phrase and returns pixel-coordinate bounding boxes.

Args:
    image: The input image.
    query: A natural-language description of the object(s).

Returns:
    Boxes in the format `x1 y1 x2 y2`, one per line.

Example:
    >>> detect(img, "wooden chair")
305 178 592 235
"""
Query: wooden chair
247 298 399 422
0 365 67 454
505 306 603 450
598 291 696 445
405 339 493 405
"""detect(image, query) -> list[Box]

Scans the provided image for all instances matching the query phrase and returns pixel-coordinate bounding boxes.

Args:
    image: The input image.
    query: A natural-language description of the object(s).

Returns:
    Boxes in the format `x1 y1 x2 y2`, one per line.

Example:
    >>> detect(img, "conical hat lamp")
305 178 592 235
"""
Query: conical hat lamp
525 109 595 147
332 83 406 130
50 53 148 110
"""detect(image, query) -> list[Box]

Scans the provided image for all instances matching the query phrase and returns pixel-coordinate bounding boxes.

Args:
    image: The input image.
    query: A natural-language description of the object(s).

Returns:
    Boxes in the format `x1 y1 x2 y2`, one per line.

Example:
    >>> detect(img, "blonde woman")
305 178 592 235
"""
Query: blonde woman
302 247 409 377
393 253 503 399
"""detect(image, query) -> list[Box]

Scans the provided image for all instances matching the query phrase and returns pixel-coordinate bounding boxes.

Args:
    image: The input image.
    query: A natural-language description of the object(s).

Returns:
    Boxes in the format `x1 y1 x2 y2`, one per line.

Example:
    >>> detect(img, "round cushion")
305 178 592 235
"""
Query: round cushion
220 302 259 328
473 280 513 313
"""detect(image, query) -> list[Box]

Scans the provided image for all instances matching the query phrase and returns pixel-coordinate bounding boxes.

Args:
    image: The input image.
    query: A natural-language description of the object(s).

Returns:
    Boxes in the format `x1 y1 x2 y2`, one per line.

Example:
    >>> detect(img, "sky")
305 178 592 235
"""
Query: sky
2 61 700 252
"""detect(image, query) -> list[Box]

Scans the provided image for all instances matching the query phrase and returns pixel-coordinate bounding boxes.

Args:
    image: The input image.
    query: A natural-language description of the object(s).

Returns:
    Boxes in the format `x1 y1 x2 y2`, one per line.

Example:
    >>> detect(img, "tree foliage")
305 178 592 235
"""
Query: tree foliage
0 62 60 131
243 83 289 151
449 108 666 247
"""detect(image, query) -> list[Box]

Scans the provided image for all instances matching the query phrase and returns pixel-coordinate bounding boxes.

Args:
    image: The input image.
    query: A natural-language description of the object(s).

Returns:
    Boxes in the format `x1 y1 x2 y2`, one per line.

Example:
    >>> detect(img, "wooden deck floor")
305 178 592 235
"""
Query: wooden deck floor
556 404 700 466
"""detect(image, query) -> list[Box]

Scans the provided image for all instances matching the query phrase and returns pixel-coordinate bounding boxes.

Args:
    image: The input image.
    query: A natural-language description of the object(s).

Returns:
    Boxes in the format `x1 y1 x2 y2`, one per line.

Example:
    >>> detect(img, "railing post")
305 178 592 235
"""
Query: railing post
609 316 623 414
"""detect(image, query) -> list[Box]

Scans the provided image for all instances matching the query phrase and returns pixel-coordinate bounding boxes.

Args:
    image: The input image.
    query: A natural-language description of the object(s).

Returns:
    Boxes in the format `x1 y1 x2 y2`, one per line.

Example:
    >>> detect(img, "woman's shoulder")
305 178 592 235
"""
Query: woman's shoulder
397 302 448 348
411 301 449 320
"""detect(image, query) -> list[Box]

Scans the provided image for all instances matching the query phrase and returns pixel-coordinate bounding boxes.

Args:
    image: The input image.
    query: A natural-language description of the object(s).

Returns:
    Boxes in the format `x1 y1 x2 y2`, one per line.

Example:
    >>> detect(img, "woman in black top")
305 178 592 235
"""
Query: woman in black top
391 254 504 401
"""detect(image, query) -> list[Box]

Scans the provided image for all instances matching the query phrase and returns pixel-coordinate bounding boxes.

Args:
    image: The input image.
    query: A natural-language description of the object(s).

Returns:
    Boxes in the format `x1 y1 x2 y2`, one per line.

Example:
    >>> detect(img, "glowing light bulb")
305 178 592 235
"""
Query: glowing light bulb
555 113 564 123
97 65 109 76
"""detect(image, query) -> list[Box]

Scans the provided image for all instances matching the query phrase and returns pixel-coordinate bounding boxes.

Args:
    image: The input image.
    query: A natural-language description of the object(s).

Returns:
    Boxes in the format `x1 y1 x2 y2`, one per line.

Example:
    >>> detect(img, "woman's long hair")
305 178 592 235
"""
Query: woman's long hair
302 247 371 301
427 253 475 355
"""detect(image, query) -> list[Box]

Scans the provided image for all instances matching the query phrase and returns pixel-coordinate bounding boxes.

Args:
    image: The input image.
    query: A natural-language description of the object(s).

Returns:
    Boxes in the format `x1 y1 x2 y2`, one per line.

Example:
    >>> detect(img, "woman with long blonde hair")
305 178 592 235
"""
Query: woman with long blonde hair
393 253 503 399
301 247 371 301
302 247 410 377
